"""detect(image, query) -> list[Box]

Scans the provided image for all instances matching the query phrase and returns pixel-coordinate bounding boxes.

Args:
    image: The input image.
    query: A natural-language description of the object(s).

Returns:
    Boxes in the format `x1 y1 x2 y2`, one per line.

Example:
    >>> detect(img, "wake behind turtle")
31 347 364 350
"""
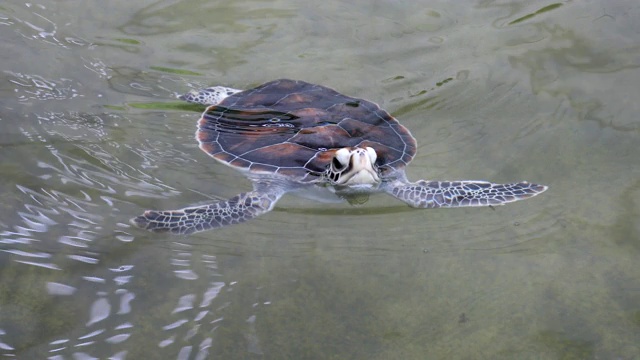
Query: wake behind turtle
132 79 547 234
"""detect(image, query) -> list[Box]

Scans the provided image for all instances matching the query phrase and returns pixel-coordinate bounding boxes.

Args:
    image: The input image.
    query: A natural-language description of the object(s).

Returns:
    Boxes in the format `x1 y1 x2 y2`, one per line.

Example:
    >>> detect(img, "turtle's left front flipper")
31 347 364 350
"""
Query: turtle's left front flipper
386 180 547 208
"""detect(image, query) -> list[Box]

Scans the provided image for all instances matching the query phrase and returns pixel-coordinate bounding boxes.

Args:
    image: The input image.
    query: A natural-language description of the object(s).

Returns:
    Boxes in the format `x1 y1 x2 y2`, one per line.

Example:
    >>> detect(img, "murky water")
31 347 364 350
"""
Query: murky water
1 0 639 358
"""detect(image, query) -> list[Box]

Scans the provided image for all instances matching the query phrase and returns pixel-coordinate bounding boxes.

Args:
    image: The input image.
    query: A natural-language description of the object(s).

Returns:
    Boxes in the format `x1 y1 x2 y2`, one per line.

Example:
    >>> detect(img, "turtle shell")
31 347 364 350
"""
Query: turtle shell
196 79 417 183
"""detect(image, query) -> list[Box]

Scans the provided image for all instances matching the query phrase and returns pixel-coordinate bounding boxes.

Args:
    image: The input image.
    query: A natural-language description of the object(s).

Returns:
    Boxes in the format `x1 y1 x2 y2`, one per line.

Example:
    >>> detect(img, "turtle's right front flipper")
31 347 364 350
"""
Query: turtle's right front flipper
131 189 284 235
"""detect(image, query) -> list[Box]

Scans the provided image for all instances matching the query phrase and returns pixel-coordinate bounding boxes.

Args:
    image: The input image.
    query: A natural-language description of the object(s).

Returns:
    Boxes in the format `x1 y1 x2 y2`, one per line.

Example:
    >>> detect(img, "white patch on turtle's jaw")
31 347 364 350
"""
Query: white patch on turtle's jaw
327 147 380 186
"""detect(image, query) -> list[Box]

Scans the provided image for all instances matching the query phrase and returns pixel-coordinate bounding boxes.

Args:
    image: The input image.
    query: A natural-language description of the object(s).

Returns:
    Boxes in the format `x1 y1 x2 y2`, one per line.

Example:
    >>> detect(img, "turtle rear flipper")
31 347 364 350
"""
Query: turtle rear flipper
386 180 547 208
132 189 284 235
179 86 242 106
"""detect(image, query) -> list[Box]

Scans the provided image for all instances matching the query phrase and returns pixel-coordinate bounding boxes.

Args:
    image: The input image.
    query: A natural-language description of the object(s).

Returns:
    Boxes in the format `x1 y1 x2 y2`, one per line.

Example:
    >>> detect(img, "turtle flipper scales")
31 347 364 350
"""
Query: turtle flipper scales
386 180 547 208
179 86 242 106
131 189 284 235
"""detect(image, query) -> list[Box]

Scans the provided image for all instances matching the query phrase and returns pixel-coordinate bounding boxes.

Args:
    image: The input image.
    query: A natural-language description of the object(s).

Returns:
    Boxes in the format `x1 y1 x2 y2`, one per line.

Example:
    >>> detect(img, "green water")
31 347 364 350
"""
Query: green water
0 0 639 358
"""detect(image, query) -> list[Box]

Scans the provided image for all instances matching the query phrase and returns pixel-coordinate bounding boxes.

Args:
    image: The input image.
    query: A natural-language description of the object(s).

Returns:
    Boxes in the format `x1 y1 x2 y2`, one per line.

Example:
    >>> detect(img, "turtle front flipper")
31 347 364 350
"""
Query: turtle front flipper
131 189 284 235
386 180 547 208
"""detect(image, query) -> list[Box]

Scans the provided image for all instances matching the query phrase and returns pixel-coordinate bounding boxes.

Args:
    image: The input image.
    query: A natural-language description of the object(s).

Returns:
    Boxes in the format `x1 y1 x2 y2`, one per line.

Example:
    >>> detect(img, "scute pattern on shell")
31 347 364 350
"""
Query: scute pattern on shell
196 79 417 182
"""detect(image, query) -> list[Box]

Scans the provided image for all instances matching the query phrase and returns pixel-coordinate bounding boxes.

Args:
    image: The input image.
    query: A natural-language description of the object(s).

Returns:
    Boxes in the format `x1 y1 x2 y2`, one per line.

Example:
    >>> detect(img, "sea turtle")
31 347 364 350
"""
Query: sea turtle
132 79 547 234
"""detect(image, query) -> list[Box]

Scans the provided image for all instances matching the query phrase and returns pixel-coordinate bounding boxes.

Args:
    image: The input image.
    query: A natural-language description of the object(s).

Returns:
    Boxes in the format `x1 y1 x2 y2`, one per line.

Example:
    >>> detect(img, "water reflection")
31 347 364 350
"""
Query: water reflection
0 74 268 356
7 72 80 102
0 169 232 358
0 105 196 358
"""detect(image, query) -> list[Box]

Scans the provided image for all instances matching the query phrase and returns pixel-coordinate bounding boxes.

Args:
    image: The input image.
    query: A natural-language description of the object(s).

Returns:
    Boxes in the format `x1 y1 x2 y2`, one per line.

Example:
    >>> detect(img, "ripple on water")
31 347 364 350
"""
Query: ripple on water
1 105 188 357
1 175 235 358
7 72 82 102
0 4 290 354
6 2 94 50
46 282 77 296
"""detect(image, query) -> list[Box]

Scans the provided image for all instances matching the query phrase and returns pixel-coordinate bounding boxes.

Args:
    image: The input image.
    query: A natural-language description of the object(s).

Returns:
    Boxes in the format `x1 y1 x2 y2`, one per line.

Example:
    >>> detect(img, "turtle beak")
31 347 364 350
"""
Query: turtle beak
353 150 372 168
344 148 380 185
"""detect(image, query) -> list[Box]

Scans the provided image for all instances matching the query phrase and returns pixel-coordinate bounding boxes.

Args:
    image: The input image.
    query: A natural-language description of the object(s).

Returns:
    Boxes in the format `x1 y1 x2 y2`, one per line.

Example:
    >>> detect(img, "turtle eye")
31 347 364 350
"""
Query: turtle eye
332 157 344 170
333 148 351 171
365 147 378 165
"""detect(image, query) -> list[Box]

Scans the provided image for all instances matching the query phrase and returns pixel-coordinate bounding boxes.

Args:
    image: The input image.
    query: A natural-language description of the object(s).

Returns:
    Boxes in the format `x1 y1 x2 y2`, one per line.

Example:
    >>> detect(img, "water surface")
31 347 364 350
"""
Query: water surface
1 0 639 358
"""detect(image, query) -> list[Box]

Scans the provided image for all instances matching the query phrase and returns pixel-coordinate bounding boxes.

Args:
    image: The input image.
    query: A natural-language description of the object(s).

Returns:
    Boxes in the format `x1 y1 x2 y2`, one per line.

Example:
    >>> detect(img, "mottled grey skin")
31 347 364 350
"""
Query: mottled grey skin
180 86 242 106
133 181 285 234
383 177 545 208
132 82 547 235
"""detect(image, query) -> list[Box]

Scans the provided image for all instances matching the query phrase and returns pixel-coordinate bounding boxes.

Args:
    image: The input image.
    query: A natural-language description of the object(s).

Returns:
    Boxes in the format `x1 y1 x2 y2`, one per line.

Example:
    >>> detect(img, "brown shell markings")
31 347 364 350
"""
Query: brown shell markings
195 79 417 182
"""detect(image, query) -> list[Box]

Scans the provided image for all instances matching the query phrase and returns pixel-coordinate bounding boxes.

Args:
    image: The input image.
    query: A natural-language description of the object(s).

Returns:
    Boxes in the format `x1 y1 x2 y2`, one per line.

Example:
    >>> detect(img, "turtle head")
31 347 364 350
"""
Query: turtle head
326 147 380 186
